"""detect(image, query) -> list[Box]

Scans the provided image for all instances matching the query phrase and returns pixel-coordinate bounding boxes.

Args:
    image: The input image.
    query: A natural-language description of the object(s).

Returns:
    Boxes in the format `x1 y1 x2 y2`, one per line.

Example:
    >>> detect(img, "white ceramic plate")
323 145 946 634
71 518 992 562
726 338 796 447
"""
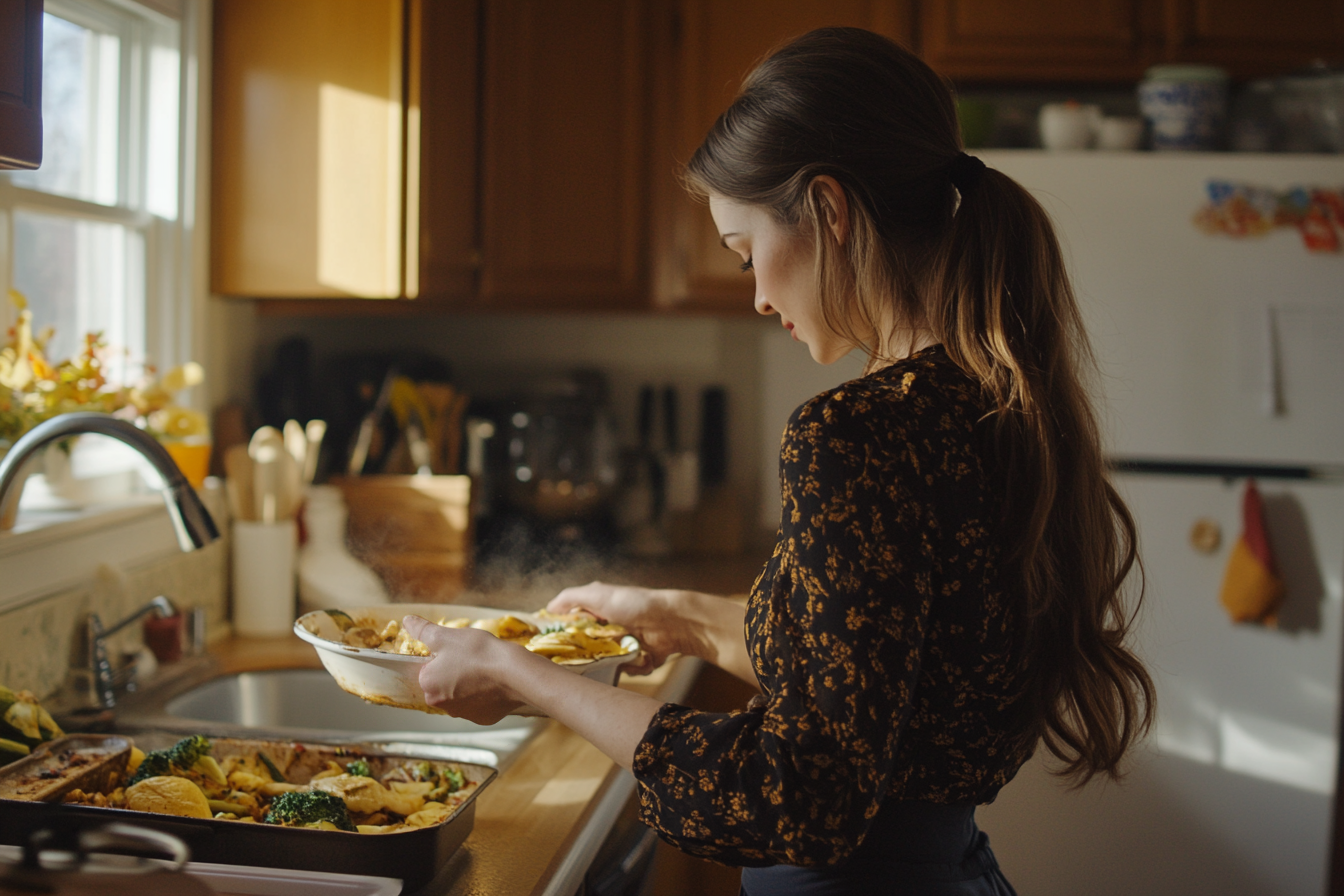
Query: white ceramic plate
294 604 640 717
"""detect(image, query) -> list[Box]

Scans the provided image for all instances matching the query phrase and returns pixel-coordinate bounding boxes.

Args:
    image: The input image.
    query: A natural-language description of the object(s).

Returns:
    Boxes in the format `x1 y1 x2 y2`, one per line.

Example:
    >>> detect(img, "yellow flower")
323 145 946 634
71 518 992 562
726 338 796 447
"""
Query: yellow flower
148 405 209 440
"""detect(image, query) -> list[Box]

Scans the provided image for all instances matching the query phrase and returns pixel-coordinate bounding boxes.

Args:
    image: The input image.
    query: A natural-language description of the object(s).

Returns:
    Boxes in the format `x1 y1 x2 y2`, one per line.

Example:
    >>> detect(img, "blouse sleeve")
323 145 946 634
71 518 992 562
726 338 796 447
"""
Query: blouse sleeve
631 394 935 867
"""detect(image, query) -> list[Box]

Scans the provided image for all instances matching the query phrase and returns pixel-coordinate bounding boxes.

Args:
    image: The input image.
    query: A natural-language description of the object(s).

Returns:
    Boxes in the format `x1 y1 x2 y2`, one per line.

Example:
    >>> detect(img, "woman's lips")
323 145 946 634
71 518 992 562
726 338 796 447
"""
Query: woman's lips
785 322 797 340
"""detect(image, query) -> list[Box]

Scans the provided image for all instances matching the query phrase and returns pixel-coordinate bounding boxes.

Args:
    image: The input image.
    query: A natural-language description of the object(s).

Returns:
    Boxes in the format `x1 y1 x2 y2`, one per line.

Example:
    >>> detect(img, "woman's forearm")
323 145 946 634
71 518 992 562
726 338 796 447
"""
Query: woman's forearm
504 650 664 772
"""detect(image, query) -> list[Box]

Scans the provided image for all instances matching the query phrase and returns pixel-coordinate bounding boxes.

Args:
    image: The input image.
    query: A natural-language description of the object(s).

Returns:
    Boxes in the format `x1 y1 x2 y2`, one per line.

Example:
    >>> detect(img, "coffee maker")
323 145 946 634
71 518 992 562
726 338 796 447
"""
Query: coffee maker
471 370 620 569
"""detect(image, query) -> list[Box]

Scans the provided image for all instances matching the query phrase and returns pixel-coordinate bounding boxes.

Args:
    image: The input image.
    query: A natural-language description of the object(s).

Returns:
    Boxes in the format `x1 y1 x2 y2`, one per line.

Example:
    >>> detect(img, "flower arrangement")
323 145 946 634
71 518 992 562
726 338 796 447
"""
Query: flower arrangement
0 289 206 456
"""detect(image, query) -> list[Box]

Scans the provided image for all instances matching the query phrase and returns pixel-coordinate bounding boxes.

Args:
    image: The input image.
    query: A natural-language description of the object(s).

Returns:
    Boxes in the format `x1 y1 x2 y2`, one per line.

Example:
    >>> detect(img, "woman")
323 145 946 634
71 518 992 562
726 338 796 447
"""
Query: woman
405 27 1154 895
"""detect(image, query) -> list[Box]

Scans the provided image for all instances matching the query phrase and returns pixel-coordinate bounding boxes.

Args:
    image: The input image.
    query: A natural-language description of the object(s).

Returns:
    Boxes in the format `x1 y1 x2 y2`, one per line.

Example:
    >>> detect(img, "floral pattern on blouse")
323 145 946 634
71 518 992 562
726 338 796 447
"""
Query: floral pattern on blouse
631 345 1034 868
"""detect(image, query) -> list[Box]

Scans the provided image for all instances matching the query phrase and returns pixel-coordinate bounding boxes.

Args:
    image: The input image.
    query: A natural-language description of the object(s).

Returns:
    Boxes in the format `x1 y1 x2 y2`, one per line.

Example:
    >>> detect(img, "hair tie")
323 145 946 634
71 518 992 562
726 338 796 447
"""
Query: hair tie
947 152 986 194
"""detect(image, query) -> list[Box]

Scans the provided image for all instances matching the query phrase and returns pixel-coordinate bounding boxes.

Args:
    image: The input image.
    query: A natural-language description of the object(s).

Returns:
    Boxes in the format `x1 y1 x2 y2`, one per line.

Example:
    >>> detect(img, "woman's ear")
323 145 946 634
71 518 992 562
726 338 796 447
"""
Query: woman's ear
811 175 850 247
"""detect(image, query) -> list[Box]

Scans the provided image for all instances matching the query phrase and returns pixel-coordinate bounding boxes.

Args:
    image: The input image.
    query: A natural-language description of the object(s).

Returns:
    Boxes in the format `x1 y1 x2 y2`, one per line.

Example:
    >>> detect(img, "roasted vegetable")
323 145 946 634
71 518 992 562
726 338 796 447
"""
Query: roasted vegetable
265 789 357 832
257 751 287 783
0 737 31 766
127 735 228 791
0 686 63 750
345 758 371 779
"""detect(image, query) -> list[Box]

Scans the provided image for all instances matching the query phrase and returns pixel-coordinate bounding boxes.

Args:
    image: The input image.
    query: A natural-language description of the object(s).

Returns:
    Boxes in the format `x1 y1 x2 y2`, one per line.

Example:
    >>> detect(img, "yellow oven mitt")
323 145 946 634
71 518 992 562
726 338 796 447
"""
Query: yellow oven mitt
1218 479 1285 626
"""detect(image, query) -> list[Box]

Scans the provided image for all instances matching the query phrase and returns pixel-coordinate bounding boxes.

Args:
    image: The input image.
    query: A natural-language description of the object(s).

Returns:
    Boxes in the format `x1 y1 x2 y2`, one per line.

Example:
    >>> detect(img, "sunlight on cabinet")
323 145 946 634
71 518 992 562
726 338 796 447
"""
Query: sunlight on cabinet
317 82 405 297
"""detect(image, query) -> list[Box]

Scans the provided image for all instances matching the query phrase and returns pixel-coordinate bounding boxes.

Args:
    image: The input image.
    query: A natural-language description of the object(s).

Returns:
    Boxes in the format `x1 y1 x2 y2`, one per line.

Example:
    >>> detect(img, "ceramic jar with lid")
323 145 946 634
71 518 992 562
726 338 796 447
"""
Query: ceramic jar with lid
1139 65 1230 151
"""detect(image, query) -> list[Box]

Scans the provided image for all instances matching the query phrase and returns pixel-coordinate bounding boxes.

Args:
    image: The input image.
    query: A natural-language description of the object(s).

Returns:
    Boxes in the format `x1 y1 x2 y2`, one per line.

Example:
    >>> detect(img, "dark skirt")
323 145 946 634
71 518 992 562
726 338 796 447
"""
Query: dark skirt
739 800 1016 896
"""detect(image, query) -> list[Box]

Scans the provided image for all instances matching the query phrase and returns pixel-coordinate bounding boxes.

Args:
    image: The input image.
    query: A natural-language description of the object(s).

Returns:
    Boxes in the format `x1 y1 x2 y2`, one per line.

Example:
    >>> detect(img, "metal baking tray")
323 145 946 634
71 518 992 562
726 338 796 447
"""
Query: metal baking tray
0 732 495 891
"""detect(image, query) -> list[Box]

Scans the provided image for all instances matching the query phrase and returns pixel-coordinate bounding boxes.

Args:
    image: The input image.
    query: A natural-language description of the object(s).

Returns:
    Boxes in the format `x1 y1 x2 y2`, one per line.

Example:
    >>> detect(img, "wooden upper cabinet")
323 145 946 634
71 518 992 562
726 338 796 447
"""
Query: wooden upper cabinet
1163 0 1344 77
212 0 478 301
418 0 481 302
920 0 1159 82
0 0 43 171
652 0 914 311
477 0 648 309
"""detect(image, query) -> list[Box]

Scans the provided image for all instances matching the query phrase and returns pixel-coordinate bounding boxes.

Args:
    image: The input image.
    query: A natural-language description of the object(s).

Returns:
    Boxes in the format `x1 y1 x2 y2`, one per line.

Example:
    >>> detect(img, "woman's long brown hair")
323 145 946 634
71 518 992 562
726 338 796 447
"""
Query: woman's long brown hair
685 27 1154 785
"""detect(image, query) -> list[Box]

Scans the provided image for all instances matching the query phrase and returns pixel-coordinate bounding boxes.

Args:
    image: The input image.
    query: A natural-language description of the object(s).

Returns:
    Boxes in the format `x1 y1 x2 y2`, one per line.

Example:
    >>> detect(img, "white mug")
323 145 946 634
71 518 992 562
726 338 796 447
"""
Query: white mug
1038 103 1101 150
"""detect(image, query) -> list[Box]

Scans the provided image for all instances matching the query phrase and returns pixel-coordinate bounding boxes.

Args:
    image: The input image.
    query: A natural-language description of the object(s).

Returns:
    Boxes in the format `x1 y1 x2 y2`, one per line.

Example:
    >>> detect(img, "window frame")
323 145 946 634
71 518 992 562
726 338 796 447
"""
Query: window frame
0 0 199 384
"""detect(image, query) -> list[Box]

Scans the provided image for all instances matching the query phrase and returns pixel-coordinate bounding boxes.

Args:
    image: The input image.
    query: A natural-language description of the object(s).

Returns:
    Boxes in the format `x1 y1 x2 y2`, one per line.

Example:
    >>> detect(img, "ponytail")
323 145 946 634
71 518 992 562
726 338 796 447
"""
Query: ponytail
929 167 1155 784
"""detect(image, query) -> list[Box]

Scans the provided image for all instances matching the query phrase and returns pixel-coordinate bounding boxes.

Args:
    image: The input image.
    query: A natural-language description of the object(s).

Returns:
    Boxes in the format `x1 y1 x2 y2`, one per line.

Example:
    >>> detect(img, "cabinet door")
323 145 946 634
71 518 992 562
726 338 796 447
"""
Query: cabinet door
1164 0 1344 78
212 0 411 299
920 0 1156 83
478 0 648 309
0 0 42 170
416 0 480 302
652 0 914 312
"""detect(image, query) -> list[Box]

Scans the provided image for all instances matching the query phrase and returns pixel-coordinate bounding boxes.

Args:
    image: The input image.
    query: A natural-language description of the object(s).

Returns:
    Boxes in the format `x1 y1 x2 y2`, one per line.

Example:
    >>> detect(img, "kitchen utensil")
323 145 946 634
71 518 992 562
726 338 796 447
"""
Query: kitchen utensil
1138 64 1229 151
0 820 212 896
231 518 297 636
303 419 327 484
348 369 397 476
223 443 254 521
662 385 699 514
251 441 281 524
0 733 495 892
283 418 307 472
295 604 640 717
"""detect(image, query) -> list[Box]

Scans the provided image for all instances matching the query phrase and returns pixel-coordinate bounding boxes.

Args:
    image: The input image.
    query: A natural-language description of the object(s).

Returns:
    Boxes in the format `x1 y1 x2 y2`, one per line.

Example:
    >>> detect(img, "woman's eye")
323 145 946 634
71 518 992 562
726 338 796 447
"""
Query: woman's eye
739 257 754 273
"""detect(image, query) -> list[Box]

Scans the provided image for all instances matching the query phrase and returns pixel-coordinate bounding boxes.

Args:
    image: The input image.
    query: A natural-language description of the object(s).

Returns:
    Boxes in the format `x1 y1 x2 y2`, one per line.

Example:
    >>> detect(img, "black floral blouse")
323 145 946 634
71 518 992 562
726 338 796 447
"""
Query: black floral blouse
631 344 1034 868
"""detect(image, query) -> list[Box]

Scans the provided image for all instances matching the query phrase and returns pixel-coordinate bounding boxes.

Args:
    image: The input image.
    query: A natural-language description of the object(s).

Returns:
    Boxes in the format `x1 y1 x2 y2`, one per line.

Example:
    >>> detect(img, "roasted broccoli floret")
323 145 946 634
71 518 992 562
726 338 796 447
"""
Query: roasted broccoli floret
126 749 174 787
127 735 227 790
265 790 357 832
167 734 211 767
411 760 434 782
440 766 465 793
345 758 371 778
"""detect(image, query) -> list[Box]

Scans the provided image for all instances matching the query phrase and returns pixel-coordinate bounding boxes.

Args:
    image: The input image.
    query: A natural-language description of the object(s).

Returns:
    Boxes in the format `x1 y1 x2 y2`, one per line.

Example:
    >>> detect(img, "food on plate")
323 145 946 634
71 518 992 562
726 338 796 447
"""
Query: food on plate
125 775 213 818
319 608 634 665
57 734 480 835
0 686 64 765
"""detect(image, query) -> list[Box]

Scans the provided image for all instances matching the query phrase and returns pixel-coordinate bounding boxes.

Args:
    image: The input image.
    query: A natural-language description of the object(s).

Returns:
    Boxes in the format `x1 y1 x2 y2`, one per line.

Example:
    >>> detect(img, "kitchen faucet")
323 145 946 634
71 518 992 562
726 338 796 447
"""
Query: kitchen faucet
0 412 220 550
72 595 179 710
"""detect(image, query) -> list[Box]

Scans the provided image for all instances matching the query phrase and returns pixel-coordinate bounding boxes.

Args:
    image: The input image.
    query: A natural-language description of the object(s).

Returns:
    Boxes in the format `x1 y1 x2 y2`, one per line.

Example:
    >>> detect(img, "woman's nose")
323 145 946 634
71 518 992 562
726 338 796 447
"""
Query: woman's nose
754 293 773 316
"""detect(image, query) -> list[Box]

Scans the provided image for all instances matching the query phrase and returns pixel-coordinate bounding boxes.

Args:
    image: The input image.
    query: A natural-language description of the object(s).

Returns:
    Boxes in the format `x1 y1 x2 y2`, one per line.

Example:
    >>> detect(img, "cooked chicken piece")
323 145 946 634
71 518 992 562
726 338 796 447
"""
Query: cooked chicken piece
471 615 539 640
228 770 270 792
378 619 400 642
343 626 384 648
527 629 626 660
406 801 453 827
260 781 304 797
310 773 425 816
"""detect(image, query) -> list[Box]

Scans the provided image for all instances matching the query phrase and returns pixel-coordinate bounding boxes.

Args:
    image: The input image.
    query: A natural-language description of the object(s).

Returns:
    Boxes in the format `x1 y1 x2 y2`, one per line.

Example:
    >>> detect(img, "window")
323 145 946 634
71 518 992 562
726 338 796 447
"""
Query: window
1 0 192 383
1 0 202 531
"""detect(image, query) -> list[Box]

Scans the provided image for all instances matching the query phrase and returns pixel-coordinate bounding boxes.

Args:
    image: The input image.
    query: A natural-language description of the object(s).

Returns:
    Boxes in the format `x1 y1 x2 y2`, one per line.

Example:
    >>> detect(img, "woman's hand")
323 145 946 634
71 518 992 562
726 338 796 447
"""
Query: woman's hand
547 582 697 675
403 615 533 725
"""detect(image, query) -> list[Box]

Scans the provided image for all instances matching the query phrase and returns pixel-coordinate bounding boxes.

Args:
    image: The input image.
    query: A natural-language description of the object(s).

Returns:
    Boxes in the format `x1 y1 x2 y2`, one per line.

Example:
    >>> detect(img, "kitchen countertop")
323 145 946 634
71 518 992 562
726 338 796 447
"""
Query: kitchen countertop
202 629 702 896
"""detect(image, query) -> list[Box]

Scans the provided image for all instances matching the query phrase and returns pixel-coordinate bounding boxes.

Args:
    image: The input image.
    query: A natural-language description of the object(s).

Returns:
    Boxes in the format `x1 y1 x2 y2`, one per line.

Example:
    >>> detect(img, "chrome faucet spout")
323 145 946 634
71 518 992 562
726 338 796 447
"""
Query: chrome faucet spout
0 412 220 550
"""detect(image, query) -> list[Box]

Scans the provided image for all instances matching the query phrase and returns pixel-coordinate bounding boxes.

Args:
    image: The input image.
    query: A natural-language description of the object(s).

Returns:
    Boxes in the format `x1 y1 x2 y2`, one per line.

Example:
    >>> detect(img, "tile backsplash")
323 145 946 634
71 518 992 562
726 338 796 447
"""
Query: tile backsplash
0 530 229 701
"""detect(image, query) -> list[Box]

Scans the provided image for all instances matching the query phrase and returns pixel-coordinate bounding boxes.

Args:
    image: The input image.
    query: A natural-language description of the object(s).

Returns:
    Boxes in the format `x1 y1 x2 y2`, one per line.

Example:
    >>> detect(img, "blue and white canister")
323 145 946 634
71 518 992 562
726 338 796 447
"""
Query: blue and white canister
1138 65 1230 151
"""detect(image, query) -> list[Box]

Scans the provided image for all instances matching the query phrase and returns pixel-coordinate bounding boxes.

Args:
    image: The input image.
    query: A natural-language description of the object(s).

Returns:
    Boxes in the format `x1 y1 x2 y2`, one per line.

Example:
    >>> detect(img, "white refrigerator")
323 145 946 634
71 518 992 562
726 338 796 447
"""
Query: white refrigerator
971 151 1344 896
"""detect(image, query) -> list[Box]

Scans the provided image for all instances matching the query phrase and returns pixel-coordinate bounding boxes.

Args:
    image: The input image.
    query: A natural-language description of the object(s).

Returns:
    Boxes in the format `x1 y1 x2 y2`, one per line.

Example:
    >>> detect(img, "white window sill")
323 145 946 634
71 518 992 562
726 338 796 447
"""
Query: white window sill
0 481 227 613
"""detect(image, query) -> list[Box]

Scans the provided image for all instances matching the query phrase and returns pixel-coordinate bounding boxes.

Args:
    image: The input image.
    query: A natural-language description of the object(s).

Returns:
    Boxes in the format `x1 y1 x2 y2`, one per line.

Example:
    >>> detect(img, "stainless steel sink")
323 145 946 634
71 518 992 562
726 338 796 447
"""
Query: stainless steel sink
158 668 541 767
